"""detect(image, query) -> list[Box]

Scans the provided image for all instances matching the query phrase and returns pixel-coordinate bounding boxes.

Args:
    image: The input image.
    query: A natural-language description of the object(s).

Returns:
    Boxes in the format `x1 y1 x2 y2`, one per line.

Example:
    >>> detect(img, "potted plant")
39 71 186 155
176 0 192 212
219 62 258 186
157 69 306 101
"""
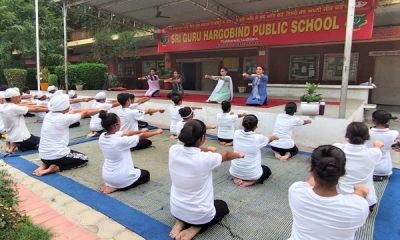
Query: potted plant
75 79 84 91
40 67 50 91
300 82 323 115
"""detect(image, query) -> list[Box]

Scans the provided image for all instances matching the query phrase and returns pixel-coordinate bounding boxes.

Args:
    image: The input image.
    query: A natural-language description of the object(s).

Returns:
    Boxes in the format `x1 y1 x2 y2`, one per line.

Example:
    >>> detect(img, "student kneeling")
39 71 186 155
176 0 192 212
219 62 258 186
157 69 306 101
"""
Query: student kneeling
34 94 99 176
98 111 163 194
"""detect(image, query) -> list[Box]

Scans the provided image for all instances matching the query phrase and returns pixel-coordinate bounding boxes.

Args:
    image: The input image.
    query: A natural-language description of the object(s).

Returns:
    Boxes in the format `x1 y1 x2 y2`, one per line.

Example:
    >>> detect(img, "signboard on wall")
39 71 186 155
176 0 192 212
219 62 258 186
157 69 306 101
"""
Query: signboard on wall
289 55 319 80
322 53 359 81
158 1 375 52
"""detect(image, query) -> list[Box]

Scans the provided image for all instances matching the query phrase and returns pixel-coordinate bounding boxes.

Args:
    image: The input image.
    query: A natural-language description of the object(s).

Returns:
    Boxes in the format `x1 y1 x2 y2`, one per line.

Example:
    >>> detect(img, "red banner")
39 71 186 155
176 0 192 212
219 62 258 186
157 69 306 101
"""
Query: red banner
158 1 375 52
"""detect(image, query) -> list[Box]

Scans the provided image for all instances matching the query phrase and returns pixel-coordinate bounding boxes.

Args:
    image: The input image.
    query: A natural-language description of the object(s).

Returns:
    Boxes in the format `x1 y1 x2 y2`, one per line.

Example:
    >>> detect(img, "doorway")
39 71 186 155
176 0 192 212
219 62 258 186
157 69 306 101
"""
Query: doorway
372 56 400 105
181 63 197 90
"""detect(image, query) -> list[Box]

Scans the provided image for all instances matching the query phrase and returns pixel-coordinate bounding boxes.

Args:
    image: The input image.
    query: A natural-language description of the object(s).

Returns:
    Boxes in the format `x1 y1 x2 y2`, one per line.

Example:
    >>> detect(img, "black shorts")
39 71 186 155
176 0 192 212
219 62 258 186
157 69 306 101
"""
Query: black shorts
118 169 150 191
218 137 233 143
270 145 299 158
41 150 88 171
16 135 40 151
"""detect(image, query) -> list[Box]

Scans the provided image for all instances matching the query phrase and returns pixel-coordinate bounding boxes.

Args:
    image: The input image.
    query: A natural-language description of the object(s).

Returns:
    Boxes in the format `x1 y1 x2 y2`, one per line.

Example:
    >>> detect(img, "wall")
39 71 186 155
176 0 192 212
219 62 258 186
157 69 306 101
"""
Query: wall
268 40 400 85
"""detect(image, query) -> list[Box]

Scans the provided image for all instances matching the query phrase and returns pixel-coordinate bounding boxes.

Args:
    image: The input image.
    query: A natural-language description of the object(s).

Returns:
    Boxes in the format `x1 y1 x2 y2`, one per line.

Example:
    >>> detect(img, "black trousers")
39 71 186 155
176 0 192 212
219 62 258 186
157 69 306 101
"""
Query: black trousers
118 169 150 191
177 200 230 233
258 165 272 184
131 139 152 151
16 135 40 151
41 150 88 171
69 122 81 128
271 145 299 158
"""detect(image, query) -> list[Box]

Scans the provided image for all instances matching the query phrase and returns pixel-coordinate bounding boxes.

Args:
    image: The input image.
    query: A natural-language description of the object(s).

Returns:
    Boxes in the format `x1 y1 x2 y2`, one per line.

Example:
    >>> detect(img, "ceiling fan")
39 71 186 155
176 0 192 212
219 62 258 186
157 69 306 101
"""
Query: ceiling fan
155 6 170 18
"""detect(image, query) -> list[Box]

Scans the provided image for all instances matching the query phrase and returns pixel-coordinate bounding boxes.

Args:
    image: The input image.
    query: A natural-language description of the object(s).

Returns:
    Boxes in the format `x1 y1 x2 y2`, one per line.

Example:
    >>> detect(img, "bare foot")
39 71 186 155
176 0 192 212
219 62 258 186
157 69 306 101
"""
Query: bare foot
274 152 282 160
279 153 291 161
86 132 97 138
33 164 60 176
239 180 257 187
233 177 243 186
99 184 117 194
170 220 185 239
224 142 233 146
169 135 178 140
33 163 47 175
176 226 201 240
219 141 226 145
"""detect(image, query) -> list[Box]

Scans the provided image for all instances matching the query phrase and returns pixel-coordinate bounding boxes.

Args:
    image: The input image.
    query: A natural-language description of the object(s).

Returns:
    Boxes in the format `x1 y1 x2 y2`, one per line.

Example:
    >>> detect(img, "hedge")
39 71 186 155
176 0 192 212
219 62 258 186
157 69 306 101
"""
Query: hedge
55 63 107 90
3 69 27 89
76 63 107 89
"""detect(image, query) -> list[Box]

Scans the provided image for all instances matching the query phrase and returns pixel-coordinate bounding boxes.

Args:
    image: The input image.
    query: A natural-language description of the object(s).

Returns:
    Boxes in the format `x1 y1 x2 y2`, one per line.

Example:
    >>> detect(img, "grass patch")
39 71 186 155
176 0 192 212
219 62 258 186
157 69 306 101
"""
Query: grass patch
0 169 51 240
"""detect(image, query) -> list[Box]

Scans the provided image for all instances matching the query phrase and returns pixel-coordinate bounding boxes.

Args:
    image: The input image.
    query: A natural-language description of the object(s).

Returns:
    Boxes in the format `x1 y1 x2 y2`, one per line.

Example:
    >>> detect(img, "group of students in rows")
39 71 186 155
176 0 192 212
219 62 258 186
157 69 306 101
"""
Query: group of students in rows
1 84 399 240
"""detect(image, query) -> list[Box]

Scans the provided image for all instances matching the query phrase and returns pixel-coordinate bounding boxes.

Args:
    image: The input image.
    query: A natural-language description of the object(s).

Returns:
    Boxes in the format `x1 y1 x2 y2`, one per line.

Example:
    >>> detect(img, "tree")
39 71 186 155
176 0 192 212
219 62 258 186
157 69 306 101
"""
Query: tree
0 0 64 70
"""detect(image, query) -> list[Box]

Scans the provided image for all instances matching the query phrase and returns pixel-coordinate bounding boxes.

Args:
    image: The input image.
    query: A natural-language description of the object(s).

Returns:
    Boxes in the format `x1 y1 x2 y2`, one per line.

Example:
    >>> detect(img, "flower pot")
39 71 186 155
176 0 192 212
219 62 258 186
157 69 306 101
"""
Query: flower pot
40 82 49 91
76 84 83 91
300 102 320 116
238 86 246 93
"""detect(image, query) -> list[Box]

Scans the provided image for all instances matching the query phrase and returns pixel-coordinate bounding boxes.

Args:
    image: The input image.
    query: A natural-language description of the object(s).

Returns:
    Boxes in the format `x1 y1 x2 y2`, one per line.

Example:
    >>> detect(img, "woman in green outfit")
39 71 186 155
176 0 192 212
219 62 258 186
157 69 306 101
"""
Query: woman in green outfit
205 67 233 103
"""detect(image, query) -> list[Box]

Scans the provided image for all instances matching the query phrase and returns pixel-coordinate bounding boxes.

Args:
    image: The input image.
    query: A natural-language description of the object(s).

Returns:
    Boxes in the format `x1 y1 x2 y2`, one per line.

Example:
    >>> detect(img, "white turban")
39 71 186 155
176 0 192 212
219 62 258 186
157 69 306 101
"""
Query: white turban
35 91 46 99
4 88 20 98
48 93 70 112
68 90 76 98
47 85 57 92
95 91 106 100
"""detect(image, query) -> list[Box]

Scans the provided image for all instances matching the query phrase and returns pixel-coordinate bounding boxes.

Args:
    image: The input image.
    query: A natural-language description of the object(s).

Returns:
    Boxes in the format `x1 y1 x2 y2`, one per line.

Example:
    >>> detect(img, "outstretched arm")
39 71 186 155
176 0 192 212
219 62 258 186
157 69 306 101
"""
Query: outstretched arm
221 151 245 162
71 108 100 118
138 129 163 140
144 108 165 115
25 105 48 113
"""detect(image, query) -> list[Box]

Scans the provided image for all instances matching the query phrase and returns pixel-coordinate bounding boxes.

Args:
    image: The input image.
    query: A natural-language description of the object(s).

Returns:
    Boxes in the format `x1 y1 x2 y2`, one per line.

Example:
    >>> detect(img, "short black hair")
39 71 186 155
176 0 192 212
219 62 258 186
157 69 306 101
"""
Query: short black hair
129 93 135 101
311 145 346 187
179 107 193 119
345 122 370 144
285 102 297 115
372 110 393 127
242 114 258 131
172 94 182 105
117 93 130 106
221 101 231 113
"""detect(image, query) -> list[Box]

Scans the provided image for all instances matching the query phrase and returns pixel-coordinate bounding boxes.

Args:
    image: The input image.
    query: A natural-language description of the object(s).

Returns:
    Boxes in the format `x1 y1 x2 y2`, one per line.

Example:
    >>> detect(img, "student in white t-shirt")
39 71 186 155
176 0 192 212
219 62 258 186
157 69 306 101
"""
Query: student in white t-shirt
230 114 278 187
169 95 202 139
334 122 383 211
128 93 150 129
97 110 163 194
169 119 244 240
33 92 48 123
175 107 215 139
0 88 48 153
367 110 399 181
217 101 246 146
270 102 312 161
67 90 94 128
88 91 119 137
34 94 100 176
288 145 369 240
47 85 57 99
116 93 164 150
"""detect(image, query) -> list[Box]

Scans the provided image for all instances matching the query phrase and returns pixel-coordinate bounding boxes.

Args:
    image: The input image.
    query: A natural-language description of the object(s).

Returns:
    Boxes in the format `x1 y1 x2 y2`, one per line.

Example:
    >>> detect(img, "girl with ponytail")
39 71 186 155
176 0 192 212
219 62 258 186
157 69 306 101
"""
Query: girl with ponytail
169 119 244 240
98 110 163 194
288 145 369 240
334 122 383 211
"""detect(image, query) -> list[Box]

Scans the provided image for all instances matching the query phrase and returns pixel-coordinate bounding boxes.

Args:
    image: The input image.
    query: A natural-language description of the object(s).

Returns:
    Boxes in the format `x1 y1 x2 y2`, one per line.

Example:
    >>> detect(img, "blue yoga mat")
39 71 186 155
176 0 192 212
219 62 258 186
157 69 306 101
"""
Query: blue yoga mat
373 168 400 240
3 155 171 240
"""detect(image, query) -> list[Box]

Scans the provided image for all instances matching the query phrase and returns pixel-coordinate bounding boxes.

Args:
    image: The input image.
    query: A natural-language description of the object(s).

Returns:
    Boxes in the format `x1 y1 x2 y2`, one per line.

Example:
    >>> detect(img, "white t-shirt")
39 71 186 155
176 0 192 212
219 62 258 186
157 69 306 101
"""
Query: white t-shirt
217 113 239 139
230 130 269 180
169 105 183 135
0 103 30 142
175 120 185 137
39 112 81 160
288 181 369 240
334 143 382 205
70 102 81 110
117 108 144 131
169 144 222 224
0 104 5 133
270 113 304 149
129 103 139 110
99 131 140 188
89 101 113 132
35 99 48 121
367 128 399 176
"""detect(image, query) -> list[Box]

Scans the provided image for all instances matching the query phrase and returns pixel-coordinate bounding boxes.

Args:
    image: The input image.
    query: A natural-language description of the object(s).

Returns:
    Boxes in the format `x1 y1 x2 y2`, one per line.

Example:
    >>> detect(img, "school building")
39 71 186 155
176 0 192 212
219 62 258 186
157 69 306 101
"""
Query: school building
67 0 400 105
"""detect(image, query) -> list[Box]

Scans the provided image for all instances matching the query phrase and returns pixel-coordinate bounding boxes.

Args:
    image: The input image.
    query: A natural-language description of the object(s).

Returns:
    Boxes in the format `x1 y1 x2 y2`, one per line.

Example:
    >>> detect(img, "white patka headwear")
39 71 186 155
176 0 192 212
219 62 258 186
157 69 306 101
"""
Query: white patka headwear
95 91 106 100
48 93 70 112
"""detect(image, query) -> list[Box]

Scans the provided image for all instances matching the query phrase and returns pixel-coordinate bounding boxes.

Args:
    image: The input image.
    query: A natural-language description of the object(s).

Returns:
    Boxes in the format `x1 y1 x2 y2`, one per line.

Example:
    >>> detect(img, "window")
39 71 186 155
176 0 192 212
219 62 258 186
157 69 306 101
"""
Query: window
289 55 319 81
125 63 134 76
117 63 124 76
142 60 156 75
243 56 257 74
322 53 359 81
